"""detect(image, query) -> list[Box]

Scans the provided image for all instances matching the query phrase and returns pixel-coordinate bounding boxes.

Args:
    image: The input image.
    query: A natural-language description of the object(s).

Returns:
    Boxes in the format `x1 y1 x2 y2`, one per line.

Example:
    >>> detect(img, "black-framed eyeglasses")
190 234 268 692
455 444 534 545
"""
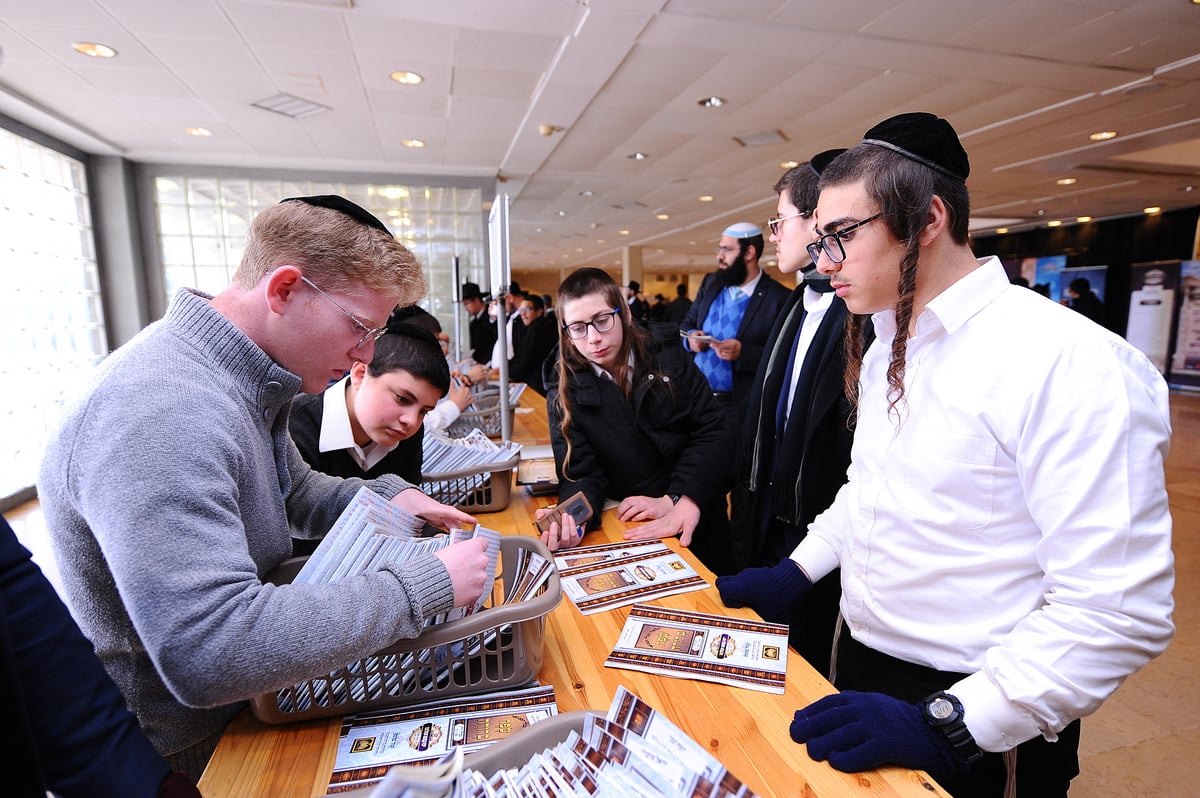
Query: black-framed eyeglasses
300 276 386 350
562 308 620 340
766 211 809 237
806 213 883 266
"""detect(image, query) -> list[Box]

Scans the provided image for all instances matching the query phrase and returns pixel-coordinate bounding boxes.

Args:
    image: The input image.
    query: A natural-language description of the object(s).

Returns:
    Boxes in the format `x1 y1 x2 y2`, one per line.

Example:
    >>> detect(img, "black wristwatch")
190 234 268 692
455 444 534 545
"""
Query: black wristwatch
667 493 681 505
921 692 984 765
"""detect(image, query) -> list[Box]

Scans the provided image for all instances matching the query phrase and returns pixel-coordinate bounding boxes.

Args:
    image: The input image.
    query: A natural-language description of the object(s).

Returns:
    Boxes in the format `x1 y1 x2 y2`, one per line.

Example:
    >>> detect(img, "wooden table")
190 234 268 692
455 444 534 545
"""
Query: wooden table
198 393 948 798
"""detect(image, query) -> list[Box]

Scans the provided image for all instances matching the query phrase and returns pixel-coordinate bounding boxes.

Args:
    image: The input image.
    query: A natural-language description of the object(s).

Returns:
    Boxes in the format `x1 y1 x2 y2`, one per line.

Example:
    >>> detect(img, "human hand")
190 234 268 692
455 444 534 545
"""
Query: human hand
790 691 969 779
686 331 710 353
447 379 472 411
712 338 742 361
715 559 811 624
434 536 491 607
533 507 584 551
616 495 671 523
390 488 477 531
464 363 487 385
623 496 700 546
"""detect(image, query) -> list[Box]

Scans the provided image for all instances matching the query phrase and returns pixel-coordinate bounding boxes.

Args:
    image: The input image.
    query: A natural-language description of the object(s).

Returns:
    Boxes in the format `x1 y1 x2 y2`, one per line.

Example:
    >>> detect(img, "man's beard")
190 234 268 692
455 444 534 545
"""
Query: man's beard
713 250 749 288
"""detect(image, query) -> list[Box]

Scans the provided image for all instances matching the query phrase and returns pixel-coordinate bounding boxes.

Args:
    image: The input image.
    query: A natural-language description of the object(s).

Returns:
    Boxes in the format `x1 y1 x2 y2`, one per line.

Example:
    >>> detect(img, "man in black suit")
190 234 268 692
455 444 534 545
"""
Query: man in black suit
510 294 558 395
680 221 790 413
460 281 496 364
625 280 648 324
726 154 861 674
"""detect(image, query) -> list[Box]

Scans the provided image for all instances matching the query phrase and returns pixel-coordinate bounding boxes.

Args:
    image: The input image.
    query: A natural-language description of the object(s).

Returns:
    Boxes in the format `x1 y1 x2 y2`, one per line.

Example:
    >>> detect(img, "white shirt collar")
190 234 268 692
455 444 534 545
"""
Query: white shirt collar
318 375 398 470
735 270 763 298
589 351 636 384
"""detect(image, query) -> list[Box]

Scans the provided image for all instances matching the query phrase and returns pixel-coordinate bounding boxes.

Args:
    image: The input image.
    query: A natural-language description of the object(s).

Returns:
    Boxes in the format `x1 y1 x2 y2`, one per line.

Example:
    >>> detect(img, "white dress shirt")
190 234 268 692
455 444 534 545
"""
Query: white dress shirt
318 376 398 471
792 256 1175 752
783 287 835 425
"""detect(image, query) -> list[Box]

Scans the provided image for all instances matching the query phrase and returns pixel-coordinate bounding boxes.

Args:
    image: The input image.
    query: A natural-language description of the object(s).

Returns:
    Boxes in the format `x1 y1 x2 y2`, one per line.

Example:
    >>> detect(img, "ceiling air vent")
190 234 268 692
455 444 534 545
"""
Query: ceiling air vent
732 129 788 147
251 93 332 119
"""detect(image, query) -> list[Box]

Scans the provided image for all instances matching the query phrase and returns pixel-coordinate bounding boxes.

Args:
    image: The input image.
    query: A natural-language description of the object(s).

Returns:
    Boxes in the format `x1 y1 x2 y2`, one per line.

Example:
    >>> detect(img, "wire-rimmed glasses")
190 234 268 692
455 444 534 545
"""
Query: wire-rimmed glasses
766 211 808 236
562 308 620 339
806 213 883 265
300 276 386 350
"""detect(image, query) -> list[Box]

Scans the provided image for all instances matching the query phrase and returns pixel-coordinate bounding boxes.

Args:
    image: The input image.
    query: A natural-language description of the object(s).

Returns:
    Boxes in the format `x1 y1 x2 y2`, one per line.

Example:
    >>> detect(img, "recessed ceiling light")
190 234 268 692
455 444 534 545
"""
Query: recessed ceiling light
185 127 213 137
580 190 594 197
698 96 726 109
401 139 425 148
1144 206 1162 214
996 228 1009 234
780 161 799 169
698 195 714 203
619 230 630 236
1076 216 1092 223
557 210 567 217
628 152 648 160
389 71 424 85
1089 130 1118 141
1056 178 1077 186
655 213 670 220
1047 220 1063 227
379 187 410 200
73 42 117 58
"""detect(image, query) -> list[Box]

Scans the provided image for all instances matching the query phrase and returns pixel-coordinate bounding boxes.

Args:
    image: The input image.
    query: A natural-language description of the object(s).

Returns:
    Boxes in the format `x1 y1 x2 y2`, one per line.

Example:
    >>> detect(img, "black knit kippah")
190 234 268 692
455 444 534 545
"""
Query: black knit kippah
280 195 392 235
809 148 847 177
860 112 969 182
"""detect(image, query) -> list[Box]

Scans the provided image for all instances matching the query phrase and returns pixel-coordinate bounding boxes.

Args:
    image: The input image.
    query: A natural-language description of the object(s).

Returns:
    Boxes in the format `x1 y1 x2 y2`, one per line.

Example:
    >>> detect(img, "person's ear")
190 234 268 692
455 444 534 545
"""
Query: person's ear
920 196 951 246
348 360 369 386
263 265 304 317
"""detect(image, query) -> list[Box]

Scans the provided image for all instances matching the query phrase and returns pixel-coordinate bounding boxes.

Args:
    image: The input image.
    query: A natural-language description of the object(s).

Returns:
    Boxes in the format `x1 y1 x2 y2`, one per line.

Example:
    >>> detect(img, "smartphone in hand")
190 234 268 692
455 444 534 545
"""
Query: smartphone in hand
534 491 593 534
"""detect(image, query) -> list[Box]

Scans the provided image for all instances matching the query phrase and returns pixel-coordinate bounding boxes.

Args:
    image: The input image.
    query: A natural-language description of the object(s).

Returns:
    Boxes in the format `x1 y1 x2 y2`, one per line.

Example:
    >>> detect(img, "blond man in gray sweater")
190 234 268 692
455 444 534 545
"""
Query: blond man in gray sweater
38 196 490 780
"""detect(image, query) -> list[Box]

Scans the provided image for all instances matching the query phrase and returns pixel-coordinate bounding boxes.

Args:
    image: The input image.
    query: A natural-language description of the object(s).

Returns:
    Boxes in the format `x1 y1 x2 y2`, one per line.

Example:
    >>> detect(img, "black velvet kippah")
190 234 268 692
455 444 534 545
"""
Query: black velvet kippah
381 320 441 349
809 148 847 177
280 194 392 235
860 112 969 182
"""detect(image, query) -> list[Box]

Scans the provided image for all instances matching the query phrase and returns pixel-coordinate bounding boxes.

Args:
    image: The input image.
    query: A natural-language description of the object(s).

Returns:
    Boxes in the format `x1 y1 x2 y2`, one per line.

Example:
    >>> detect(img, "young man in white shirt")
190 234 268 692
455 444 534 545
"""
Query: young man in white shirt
717 113 1175 798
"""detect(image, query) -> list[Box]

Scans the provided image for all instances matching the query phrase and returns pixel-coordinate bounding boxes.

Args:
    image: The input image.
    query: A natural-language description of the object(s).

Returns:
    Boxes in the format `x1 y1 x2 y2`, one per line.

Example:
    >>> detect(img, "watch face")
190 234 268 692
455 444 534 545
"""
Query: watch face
928 697 955 720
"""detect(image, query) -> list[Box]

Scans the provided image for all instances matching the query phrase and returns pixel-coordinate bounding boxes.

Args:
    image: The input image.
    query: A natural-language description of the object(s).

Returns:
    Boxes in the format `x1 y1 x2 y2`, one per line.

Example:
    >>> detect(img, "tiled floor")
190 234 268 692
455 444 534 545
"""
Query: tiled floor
6 390 1199 796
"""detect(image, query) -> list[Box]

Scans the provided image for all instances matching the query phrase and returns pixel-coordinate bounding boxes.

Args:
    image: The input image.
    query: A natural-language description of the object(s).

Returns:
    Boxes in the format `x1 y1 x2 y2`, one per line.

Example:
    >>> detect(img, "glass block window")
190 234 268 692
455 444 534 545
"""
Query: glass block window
150 178 486 333
0 128 105 500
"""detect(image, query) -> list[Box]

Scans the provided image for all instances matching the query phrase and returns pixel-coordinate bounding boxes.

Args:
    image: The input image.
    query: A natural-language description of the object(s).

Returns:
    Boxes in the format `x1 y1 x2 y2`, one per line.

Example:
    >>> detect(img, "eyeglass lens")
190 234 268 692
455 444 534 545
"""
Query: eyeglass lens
565 310 618 339
806 214 881 266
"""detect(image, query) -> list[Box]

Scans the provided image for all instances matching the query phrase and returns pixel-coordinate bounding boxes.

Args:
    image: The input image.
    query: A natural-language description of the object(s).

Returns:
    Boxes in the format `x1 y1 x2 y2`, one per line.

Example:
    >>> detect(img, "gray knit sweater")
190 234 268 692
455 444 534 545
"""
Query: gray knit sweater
37 289 455 757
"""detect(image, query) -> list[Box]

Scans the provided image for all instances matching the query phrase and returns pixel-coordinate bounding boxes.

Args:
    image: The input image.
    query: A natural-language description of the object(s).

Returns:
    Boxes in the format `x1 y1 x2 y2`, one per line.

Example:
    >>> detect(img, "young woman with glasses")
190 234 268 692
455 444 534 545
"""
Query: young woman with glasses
538 268 735 575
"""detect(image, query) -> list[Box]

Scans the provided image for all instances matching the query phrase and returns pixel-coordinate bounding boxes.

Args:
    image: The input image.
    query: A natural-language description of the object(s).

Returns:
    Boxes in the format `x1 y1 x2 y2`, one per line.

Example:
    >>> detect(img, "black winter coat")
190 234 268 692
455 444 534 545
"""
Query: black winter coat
543 329 735 574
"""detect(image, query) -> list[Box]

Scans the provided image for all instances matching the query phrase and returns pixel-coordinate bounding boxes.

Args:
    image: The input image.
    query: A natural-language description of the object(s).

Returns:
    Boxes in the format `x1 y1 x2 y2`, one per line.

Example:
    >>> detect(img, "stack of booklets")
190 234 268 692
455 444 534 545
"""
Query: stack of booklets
326 684 560 794
294 487 501 619
274 535 556 717
552 540 707 615
349 685 759 798
423 431 521 474
604 604 788 694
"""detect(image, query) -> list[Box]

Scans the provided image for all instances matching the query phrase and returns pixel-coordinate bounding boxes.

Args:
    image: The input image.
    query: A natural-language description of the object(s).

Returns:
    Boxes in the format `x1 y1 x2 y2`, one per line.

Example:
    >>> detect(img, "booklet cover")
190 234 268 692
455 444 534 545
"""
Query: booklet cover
326 684 558 793
554 540 707 615
352 686 760 798
605 604 788 694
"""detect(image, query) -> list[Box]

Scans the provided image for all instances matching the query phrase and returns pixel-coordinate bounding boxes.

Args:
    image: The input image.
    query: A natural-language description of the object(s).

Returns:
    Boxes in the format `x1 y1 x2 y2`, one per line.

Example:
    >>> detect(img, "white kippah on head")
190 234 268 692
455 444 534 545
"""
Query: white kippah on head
722 221 762 239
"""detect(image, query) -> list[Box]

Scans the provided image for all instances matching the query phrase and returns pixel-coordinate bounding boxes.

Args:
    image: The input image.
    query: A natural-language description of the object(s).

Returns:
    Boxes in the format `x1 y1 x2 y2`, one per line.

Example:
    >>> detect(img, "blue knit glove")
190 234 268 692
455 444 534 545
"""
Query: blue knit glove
715 560 812 624
790 691 969 779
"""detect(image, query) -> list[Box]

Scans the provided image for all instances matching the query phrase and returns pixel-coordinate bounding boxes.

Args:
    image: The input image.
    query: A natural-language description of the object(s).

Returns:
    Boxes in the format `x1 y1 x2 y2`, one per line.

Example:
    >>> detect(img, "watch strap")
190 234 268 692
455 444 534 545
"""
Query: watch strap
922 692 984 765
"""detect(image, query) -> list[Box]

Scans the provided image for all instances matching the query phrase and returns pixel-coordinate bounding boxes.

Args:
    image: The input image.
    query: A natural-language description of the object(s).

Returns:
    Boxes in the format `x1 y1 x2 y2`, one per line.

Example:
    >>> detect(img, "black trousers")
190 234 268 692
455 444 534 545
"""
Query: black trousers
834 633 1080 798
